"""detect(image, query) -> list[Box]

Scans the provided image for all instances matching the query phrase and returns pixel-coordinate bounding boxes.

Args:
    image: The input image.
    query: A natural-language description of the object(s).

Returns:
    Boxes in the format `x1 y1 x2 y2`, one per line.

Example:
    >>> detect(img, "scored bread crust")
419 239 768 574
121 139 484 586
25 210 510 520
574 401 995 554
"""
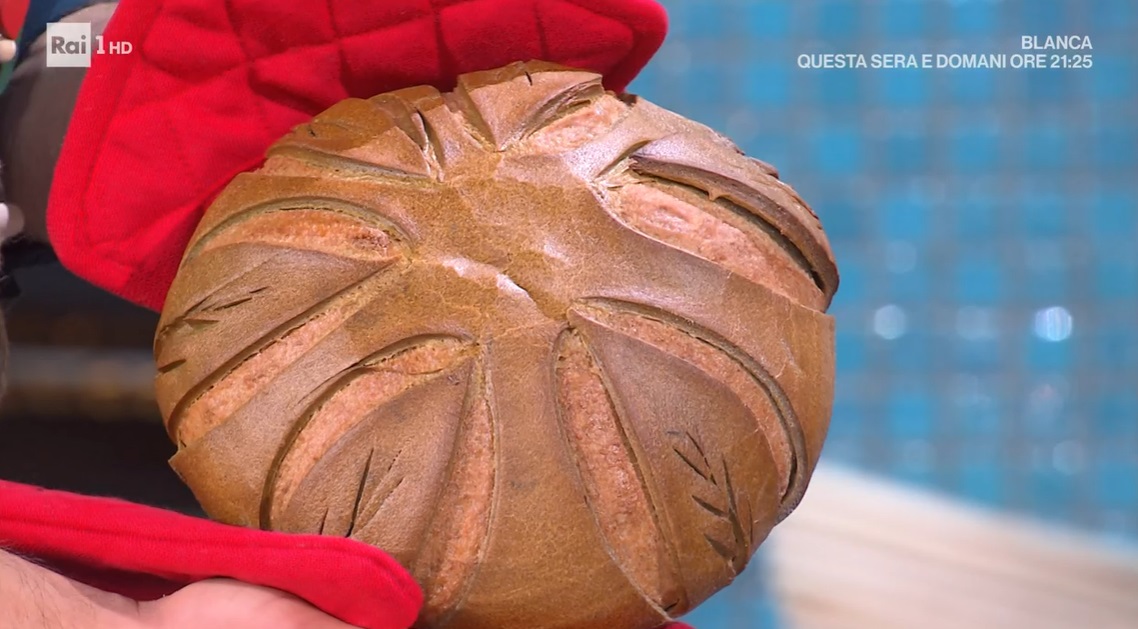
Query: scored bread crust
154 61 839 629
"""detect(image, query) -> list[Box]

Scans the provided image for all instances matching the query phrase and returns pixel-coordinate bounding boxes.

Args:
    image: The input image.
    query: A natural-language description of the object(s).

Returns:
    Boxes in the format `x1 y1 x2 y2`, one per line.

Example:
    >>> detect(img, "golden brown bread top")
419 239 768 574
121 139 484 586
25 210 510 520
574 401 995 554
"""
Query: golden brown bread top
155 61 838 629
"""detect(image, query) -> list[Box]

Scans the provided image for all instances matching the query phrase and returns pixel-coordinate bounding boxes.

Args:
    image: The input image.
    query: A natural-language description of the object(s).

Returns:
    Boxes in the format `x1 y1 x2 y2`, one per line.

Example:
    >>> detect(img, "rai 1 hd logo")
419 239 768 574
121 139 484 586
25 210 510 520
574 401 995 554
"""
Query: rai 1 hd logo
45 22 133 68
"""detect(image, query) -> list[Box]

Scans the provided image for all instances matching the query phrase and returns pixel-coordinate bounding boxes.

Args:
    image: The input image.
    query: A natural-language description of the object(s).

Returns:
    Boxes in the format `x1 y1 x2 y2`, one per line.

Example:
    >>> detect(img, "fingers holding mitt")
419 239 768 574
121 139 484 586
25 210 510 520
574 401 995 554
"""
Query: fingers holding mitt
0 201 23 241
0 37 14 63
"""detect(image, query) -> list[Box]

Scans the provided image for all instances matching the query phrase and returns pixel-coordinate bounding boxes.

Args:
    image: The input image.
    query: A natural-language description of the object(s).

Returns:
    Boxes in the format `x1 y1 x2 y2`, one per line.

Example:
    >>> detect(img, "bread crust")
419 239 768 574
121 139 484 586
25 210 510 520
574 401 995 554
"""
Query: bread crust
155 61 839 629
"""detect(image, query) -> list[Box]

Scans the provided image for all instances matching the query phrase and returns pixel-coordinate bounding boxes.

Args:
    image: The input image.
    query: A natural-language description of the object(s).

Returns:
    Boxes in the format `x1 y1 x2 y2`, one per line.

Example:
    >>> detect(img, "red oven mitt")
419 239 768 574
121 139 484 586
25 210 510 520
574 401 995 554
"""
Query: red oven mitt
46 0 668 312
11 1 693 627
0 480 422 628
0 481 693 629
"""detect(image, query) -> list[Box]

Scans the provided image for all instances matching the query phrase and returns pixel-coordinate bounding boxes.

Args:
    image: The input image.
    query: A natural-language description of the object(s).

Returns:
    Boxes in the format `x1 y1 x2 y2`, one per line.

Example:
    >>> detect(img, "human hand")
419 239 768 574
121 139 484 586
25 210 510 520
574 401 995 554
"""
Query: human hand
135 578 364 629
0 36 14 63
141 581 696 629
138 575 697 629
0 478 696 629
0 480 422 629
0 549 364 629
0 198 24 241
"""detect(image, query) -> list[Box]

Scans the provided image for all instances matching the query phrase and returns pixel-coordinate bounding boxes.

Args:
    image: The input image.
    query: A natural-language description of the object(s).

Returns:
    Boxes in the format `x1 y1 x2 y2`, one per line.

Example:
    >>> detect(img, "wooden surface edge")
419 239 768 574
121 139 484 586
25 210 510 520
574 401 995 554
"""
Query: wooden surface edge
766 464 1138 629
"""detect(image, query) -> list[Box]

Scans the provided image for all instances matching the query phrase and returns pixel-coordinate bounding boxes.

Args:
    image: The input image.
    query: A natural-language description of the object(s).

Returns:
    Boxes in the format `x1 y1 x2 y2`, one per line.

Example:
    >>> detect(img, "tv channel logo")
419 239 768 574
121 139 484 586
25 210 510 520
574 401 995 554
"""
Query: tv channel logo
46 22 133 68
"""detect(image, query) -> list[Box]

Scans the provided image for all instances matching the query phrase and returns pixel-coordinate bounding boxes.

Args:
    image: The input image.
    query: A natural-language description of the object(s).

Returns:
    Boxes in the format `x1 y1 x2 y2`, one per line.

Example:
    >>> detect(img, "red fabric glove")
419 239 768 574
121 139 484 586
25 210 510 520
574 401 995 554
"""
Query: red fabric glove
0 480 422 629
0 481 696 628
47 0 668 312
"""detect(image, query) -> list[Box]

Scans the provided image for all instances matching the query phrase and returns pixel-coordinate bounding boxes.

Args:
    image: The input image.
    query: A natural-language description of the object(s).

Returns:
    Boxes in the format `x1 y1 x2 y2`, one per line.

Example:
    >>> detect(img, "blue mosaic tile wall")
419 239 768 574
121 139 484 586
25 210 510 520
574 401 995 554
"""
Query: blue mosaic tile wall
629 1 1137 626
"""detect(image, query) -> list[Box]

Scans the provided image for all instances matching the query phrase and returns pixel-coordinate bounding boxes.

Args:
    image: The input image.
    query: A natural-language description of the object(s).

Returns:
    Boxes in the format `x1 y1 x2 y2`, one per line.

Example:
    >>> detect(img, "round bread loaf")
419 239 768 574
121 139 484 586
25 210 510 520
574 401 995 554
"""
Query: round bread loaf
155 61 839 629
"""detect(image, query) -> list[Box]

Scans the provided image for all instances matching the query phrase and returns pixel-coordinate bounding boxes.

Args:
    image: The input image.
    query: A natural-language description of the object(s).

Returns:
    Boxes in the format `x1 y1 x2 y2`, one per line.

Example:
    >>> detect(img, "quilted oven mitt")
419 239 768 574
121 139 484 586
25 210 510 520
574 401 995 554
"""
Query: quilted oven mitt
3 0 695 627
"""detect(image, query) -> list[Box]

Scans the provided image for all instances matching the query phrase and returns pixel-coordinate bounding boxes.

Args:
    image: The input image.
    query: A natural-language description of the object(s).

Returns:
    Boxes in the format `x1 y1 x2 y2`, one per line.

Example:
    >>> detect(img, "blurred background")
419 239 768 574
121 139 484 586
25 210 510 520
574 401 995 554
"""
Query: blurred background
0 0 1135 627
627 0 1138 626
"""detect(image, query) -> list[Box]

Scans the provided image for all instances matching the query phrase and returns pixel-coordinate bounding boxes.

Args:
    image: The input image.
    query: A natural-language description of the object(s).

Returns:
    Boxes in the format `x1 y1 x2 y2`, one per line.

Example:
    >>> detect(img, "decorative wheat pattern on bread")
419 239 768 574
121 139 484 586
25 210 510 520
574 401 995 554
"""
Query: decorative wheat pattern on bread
155 61 838 629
